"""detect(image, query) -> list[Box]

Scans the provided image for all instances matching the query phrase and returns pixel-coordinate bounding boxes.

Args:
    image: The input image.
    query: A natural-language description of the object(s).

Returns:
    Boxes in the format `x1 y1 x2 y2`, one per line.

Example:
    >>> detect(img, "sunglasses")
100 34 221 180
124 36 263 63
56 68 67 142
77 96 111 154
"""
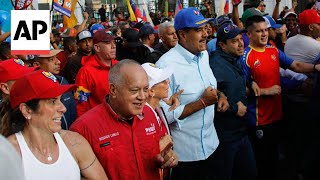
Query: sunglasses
260 4 266 7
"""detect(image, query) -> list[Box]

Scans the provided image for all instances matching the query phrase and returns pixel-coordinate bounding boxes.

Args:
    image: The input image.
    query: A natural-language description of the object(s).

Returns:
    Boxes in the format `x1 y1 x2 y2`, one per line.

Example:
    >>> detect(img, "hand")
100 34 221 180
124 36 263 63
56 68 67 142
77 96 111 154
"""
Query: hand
276 0 281 4
217 93 229 112
251 81 261 96
201 86 218 106
236 101 247 117
232 0 242 6
156 149 178 169
83 12 89 20
157 135 178 169
267 85 281 95
163 89 184 111
275 25 287 34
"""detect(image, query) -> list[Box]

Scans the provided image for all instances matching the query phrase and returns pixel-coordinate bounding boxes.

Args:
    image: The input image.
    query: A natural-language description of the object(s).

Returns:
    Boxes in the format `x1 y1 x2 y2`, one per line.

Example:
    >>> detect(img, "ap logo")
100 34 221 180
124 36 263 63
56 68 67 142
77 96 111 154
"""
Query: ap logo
11 10 50 55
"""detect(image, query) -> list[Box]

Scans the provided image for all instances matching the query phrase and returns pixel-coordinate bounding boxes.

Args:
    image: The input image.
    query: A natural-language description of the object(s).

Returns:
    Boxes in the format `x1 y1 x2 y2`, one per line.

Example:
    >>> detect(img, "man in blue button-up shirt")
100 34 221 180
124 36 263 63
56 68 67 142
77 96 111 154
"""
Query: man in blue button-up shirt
156 7 229 180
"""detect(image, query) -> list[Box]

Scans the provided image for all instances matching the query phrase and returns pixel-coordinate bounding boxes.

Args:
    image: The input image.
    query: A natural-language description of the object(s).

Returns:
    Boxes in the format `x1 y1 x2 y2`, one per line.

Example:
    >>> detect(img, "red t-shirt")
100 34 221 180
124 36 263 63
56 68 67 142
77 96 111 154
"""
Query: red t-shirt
242 45 293 126
70 100 166 180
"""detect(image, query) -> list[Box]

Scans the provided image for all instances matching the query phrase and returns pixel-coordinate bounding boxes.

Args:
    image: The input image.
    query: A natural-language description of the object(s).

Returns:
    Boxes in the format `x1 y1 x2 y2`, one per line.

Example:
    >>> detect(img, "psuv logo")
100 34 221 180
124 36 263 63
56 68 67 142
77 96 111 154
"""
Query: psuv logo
11 10 50 55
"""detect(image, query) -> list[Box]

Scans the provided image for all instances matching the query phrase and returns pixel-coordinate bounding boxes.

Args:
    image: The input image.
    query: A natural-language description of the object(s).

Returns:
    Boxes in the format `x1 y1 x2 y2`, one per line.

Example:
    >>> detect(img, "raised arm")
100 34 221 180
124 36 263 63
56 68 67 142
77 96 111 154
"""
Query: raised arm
272 0 281 20
0 31 10 44
77 12 89 32
232 0 244 29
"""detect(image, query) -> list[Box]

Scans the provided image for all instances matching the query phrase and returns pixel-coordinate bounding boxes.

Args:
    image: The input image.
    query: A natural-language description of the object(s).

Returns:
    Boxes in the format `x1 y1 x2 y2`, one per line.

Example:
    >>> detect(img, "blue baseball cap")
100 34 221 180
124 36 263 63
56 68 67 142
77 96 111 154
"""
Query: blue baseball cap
216 15 232 27
138 24 158 38
90 23 105 35
174 7 214 31
263 16 282 29
217 23 247 42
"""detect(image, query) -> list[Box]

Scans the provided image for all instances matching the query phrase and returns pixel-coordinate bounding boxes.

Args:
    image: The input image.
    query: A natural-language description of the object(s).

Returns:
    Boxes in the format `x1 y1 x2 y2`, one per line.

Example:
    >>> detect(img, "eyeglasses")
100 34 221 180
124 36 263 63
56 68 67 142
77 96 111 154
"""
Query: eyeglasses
260 4 266 7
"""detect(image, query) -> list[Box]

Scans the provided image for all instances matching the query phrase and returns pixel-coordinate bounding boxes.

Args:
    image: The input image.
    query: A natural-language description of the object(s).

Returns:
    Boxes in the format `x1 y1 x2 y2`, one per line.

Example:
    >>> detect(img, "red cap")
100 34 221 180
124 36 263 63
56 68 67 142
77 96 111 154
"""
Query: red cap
0 59 38 83
10 70 77 109
93 29 115 45
299 9 320 25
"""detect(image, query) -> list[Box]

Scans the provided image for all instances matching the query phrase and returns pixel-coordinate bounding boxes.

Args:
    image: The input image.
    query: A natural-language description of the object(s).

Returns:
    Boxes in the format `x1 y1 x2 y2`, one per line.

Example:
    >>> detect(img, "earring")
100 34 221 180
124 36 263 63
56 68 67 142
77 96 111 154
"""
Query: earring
26 116 31 120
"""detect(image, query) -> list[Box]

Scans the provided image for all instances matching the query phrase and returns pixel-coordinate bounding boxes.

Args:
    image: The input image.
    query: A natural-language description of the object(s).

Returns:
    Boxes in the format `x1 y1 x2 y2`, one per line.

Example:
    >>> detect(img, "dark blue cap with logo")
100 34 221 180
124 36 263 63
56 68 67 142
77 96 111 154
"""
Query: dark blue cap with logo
138 24 158 38
217 23 247 42
174 7 214 31
216 15 232 27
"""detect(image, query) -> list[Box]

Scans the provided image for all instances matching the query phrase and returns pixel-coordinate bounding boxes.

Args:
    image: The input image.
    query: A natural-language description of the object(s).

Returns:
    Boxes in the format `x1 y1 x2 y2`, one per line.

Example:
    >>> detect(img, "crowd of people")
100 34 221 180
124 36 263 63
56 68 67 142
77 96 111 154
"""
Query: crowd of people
1 0 320 180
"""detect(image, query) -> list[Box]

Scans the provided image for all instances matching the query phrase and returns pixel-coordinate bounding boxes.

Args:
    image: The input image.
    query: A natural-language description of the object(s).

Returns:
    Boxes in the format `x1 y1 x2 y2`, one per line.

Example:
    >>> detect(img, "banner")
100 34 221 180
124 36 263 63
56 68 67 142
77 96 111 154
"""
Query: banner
142 0 153 26
126 0 136 22
63 0 77 28
175 0 182 17
53 0 72 18
224 0 229 15
130 0 142 20
164 0 168 17
11 0 33 10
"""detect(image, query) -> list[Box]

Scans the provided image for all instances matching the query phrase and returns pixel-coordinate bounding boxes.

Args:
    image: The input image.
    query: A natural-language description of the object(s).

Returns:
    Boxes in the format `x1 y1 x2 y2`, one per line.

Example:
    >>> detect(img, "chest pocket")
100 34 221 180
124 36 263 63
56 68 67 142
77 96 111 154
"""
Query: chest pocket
94 138 127 167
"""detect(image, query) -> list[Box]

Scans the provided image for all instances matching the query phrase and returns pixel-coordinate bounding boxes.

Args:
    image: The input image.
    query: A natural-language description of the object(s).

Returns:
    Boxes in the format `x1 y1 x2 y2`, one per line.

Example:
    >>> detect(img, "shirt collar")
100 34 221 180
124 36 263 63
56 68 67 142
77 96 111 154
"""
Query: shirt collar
104 96 145 122
176 43 204 64
143 44 154 52
248 45 265 52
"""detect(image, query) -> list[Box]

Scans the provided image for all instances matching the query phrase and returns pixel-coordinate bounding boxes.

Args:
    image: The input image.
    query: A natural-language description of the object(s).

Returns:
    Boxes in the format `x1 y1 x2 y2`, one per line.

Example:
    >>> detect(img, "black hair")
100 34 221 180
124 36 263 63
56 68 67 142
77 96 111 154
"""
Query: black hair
0 42 11 61
0 99 40 137
63 37 77 50
176 27 193 41
245 15 266 30
304 2 316 10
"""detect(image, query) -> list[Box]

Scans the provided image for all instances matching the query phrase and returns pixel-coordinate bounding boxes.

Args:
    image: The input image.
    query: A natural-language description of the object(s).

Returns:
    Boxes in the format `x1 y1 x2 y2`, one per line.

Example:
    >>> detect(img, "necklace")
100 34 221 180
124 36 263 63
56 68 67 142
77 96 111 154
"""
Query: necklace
25 136 54 162
32 144 53 161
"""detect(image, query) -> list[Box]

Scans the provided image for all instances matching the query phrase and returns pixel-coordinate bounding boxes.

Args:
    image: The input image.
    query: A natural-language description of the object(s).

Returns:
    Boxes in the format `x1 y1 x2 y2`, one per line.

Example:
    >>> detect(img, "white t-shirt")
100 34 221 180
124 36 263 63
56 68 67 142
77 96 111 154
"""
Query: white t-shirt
16 132 80 180
0 135 25 180
285 34 320 63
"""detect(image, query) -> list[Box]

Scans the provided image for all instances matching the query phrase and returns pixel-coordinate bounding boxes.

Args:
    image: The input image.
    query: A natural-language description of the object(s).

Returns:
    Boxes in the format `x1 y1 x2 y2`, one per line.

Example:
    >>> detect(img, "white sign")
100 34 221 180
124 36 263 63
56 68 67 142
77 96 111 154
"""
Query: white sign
11 10 50 55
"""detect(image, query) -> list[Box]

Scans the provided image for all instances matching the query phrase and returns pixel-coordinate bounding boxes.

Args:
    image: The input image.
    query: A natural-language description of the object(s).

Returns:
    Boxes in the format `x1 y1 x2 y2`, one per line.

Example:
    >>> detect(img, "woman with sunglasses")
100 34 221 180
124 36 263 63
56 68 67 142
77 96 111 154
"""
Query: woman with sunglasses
3 70 108 180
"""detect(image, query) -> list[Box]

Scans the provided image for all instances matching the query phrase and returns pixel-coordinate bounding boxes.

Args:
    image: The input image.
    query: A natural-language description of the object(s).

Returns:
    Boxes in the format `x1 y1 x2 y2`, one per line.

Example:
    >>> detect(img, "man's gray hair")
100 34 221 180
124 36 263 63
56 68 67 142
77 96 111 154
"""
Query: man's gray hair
108 59 140 86
158 21 174 37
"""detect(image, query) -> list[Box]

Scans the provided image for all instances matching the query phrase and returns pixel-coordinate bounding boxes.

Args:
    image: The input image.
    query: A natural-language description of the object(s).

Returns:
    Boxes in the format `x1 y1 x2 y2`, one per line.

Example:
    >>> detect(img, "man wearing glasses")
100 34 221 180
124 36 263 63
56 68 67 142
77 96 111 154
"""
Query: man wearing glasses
257 0 266 13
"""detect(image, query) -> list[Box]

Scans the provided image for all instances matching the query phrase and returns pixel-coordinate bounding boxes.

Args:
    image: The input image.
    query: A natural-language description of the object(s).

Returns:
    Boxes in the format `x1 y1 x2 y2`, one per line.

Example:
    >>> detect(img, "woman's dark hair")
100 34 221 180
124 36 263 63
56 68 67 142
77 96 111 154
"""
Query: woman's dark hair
0 42 11 61
0 99 40 137
304 2 316 10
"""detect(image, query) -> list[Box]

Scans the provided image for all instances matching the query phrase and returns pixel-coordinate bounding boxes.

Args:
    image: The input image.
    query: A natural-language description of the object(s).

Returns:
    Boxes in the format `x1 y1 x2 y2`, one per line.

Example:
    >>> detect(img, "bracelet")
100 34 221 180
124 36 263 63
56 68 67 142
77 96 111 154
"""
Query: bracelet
50 41 56 44
199 98 207 108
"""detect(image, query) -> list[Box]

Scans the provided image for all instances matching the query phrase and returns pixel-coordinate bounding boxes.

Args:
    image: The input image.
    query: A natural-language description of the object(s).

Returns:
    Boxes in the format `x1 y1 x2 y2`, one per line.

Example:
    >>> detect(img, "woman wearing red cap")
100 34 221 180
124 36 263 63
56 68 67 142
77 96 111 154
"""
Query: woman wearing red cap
2 70 108 180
